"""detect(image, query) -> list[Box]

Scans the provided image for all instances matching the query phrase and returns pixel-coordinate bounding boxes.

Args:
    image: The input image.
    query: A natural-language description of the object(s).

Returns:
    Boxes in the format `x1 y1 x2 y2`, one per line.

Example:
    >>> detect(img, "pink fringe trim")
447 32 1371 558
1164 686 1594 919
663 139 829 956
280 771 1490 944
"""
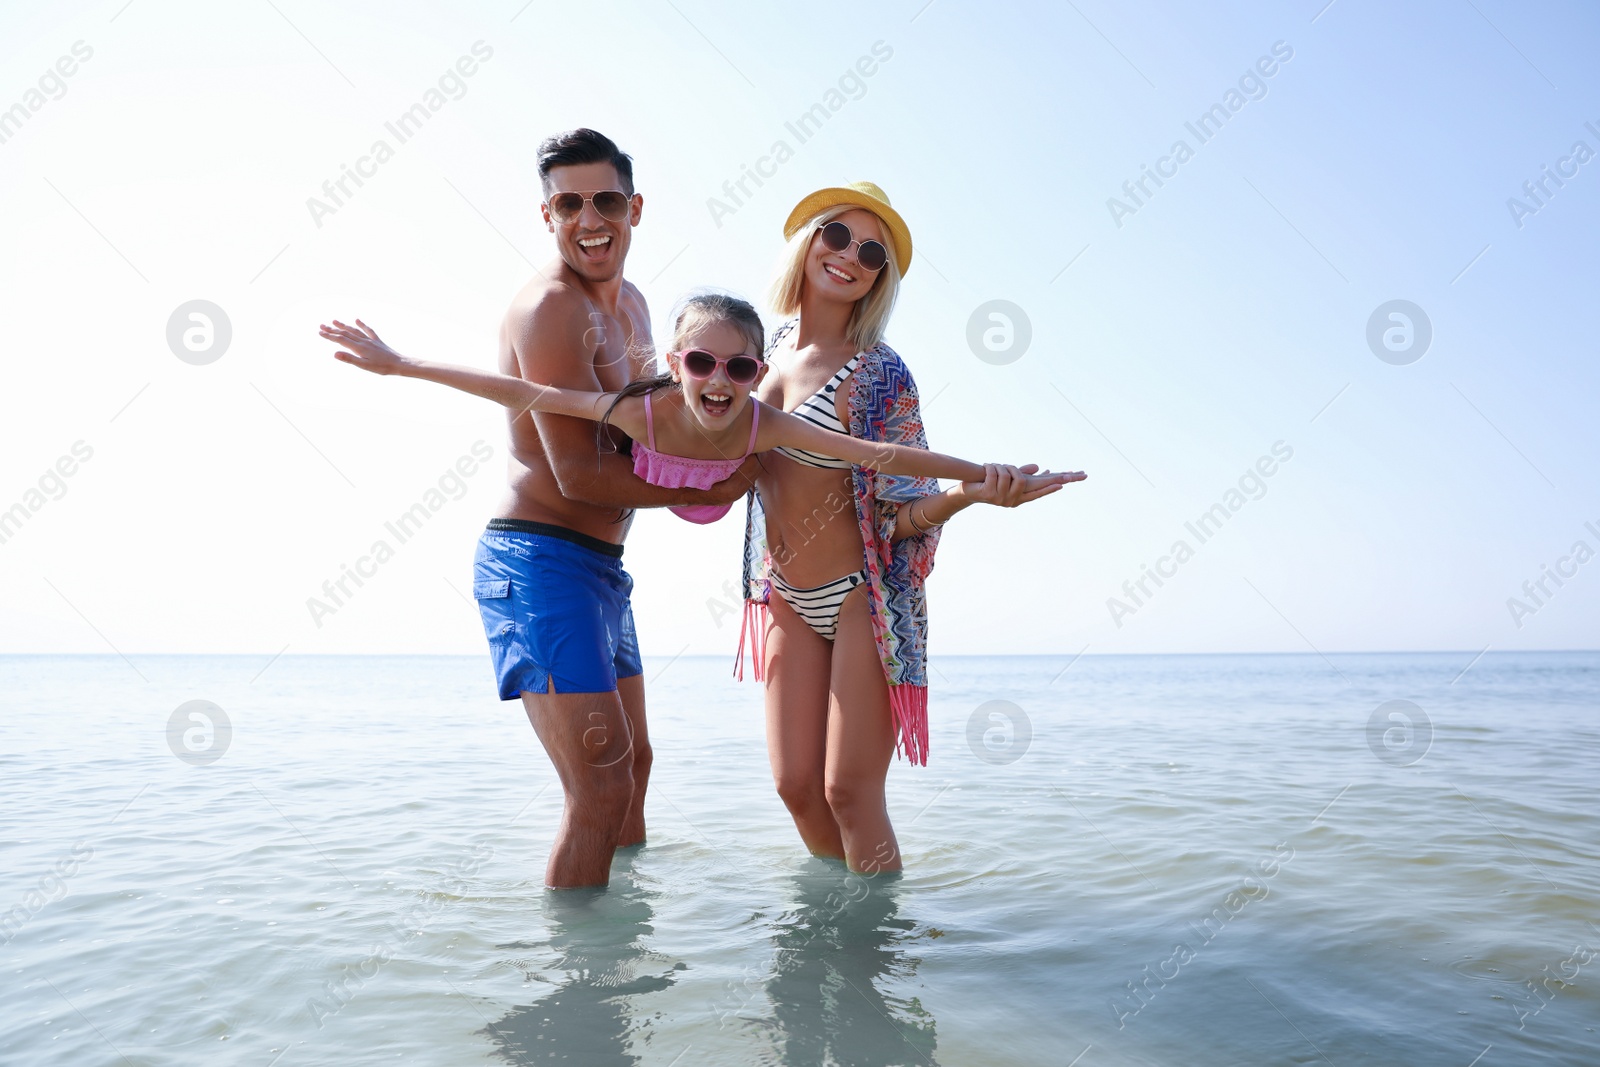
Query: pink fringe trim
734 599 769 682
890 684 929 766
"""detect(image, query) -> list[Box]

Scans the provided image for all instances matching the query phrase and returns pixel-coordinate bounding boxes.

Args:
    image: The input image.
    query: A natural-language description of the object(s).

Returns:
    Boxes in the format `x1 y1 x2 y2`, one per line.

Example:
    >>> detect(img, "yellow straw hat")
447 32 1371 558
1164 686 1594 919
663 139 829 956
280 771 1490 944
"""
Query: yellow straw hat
782 181 913 277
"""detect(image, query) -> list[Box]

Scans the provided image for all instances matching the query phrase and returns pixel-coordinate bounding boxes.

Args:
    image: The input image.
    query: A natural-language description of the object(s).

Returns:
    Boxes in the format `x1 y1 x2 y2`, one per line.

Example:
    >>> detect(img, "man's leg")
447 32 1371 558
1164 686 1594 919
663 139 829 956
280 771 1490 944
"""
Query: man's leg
474 523 643 888
614 675 651 847
521 685 636 888
608 585 646 851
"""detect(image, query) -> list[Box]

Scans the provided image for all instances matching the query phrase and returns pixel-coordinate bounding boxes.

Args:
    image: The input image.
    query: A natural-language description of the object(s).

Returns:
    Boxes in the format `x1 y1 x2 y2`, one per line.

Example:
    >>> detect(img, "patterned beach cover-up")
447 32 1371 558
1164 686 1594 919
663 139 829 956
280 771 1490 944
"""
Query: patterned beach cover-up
736 319 943 765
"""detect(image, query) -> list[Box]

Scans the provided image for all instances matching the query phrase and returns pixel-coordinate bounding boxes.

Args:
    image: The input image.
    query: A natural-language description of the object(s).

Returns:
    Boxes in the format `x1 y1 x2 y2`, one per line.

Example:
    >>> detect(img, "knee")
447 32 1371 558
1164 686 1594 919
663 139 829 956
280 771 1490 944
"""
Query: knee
631 741 653 782
824 777 879 824
775 773 826 818
569 760 634 823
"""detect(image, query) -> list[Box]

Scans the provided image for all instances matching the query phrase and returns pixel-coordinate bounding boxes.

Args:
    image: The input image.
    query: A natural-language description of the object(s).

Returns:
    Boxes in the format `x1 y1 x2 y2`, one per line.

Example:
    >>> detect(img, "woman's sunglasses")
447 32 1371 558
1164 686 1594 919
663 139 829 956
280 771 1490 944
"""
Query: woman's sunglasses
816 220 888 273
545 190 632 224
674 349 765 385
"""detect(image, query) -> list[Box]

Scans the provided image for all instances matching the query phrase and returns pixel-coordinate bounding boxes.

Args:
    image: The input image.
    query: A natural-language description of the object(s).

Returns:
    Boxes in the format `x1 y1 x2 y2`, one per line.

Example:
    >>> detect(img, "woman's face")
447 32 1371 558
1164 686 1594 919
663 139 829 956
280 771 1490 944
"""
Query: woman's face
802 208 886 305
668 319 767 431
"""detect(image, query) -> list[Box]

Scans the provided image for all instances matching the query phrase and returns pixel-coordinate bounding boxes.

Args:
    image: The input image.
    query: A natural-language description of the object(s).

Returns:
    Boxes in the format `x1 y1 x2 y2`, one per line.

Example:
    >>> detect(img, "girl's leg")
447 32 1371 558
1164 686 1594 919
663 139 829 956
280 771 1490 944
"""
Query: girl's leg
824 585 902 874
764 590 845 859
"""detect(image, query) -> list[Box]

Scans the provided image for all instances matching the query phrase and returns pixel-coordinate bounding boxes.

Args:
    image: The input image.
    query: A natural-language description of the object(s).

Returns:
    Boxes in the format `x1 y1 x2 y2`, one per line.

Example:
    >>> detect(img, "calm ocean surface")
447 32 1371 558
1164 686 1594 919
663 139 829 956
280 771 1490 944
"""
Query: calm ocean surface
2 651 1597 1066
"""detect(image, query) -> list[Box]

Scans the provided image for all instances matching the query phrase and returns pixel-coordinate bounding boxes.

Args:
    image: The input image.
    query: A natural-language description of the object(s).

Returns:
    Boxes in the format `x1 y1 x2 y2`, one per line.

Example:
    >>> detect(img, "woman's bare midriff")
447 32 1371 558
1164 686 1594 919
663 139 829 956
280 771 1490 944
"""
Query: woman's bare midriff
757 453 863 586
755 342 867 587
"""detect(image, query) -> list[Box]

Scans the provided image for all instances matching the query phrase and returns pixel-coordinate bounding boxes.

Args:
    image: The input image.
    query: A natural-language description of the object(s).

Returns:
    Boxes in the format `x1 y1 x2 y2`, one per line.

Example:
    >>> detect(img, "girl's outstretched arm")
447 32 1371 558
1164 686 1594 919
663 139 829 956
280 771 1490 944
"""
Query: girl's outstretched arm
756 401 1085 537
320 318 623 425
758 401 988 481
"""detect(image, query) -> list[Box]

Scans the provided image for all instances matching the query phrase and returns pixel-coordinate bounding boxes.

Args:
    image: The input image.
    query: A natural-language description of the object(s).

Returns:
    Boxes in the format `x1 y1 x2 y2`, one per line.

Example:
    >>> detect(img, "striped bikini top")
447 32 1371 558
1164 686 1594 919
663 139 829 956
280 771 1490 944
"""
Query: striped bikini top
772 353 861 469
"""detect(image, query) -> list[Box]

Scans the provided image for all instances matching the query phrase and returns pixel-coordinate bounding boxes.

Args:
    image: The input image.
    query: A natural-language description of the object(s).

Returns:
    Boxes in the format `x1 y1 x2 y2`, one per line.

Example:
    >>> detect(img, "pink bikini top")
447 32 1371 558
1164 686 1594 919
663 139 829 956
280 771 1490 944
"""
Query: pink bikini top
631 391 760 524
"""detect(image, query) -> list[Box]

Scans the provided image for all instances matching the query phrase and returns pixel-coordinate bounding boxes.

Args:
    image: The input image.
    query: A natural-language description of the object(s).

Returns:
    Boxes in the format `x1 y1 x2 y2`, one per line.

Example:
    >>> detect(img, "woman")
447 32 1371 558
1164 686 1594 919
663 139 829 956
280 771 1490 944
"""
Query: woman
738 182 1083 874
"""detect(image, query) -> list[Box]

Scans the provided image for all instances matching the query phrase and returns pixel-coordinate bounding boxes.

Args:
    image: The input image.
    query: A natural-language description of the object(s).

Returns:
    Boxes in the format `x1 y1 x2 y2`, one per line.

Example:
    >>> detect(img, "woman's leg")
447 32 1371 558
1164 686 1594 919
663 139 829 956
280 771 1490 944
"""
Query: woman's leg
825 584 902 874
764 590 845 859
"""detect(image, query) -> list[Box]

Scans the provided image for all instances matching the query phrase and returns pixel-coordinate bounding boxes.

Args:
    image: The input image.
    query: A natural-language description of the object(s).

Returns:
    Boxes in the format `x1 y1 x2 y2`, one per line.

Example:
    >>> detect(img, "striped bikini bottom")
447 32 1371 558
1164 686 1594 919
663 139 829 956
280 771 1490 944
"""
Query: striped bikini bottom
768 569 867 642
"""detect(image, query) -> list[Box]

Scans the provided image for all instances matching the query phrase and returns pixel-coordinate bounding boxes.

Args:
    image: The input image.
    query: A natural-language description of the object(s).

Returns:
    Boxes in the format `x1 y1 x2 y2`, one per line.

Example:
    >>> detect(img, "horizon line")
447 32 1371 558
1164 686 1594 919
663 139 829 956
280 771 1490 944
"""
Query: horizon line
2 649 1596 658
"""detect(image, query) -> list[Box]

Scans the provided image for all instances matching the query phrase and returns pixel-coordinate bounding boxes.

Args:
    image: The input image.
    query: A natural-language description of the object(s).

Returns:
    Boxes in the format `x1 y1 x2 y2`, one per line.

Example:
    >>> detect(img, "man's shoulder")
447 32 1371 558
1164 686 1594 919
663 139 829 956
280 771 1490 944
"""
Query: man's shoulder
504 270 592 328
502 275 609 365
617 278 650 320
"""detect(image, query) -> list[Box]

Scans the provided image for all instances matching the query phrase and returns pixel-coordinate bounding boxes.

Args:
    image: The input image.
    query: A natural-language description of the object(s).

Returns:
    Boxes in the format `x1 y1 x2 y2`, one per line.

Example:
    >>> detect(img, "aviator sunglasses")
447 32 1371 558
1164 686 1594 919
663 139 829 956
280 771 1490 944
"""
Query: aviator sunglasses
545 189 633 224
673 349 765 385
816 220 888 273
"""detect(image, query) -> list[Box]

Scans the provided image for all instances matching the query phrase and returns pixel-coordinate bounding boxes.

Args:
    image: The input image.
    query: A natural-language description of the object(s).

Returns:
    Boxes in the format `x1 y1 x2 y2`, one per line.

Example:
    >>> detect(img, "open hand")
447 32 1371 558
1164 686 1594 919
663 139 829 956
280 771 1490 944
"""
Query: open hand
320 318 409 375
963 463 1087 508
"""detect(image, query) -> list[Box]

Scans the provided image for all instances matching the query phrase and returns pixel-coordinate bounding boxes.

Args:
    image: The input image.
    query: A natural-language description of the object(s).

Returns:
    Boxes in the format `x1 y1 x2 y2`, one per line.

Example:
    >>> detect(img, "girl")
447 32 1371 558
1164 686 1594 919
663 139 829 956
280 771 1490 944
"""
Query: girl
318 293 1072 521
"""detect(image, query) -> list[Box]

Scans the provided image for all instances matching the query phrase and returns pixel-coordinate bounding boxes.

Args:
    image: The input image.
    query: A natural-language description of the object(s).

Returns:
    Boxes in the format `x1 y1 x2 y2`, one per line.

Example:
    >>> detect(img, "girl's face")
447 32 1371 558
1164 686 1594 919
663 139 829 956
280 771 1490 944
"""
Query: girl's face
667 319 767 431
802 208 886 305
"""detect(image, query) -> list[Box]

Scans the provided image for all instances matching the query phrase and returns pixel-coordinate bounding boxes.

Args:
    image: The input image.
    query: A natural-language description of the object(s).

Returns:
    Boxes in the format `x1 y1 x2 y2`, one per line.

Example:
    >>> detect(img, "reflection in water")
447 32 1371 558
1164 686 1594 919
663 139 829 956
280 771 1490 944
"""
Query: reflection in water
761 865 939 1066
479 861 678 1066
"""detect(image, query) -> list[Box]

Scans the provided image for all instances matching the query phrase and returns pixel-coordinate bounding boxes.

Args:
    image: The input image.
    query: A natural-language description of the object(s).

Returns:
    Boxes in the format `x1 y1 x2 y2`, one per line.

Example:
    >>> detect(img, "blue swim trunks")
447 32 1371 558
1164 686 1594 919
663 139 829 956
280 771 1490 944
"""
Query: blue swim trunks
472 519 642 699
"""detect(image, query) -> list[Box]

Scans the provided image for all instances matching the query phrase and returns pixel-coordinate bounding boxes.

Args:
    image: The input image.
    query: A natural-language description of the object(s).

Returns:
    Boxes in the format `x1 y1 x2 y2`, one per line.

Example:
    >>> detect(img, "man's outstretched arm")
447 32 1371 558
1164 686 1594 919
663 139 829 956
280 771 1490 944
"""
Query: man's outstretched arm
509 292 756 509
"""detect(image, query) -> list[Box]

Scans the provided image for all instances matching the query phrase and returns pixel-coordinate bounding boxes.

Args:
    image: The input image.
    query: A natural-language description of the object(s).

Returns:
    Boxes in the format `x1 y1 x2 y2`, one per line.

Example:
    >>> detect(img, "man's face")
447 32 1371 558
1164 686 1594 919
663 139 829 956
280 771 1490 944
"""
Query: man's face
541 162 642 284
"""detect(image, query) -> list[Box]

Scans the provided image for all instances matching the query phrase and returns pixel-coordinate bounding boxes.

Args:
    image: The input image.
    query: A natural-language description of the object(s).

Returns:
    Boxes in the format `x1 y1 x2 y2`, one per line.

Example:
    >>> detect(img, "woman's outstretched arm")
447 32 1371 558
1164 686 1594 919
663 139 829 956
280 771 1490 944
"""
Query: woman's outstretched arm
889 462 1086 541
320 318 626 426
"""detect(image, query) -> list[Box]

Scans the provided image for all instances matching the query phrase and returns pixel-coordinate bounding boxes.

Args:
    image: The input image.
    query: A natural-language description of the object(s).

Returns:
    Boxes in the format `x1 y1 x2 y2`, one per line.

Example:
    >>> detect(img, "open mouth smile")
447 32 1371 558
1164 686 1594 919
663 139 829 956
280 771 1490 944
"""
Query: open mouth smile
577 234 613 260
822 261 856 283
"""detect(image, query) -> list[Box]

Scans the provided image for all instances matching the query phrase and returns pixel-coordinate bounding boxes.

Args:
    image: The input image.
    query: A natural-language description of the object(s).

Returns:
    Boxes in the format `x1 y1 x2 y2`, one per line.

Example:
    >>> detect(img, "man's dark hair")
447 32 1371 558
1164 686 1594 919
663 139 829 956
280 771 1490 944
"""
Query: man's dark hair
536 128 635 196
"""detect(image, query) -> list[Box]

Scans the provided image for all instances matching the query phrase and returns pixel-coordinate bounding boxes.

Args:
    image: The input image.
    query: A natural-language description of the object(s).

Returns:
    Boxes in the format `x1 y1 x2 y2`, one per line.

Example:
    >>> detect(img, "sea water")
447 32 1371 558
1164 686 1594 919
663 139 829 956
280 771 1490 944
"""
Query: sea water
1 651 1596 1065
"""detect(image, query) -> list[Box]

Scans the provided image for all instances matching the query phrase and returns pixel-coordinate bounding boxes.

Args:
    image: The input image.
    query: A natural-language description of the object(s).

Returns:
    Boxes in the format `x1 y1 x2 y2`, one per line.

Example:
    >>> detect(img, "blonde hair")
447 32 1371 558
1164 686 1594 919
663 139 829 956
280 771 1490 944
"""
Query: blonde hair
768 205 900 352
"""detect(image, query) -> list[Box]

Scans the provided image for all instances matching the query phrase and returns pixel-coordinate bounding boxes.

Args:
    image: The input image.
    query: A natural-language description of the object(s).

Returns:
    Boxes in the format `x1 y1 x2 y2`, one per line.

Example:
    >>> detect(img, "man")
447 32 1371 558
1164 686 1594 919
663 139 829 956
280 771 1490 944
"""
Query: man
473 128 757 888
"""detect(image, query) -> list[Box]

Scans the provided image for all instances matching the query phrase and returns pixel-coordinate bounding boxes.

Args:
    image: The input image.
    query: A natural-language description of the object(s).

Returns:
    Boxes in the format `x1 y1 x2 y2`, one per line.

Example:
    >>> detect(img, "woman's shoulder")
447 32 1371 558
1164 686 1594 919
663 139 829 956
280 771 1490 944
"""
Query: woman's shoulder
863 337 904 365
765 317 800 358
856 339 921 395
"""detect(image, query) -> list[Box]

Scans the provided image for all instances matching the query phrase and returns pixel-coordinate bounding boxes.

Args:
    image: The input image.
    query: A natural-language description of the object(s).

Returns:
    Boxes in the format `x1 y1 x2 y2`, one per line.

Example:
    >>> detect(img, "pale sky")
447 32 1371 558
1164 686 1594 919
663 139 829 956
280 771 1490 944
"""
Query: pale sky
1 0 1596 660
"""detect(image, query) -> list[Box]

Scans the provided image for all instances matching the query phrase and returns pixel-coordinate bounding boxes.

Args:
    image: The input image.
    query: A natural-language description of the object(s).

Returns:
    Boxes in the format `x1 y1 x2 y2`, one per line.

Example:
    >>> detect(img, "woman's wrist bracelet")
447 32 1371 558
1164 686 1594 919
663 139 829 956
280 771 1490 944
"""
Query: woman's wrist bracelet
909 497 945 534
